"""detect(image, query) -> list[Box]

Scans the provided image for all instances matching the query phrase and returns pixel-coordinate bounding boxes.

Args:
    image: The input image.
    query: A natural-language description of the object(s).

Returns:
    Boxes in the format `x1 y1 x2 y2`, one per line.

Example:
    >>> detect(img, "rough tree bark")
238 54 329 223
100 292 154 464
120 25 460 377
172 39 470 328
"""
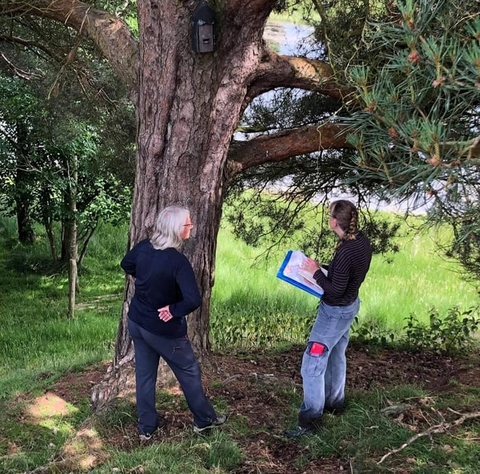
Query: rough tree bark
1 0 354 409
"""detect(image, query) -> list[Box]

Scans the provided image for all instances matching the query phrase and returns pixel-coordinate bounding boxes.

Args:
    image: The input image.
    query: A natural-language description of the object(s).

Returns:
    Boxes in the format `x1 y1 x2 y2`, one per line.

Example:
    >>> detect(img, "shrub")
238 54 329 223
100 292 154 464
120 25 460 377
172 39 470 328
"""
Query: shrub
402 306 480 354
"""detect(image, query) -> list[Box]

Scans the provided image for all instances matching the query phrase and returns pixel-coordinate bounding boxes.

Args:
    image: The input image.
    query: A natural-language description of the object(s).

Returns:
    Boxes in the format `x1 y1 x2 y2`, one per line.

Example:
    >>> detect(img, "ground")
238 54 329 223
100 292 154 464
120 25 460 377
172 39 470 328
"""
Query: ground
50 344 480 473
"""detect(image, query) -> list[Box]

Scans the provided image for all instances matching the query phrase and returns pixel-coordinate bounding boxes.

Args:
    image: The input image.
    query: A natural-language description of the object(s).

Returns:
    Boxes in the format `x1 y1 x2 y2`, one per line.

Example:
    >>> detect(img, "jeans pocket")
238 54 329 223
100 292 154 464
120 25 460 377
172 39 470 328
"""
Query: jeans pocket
302 345 328 377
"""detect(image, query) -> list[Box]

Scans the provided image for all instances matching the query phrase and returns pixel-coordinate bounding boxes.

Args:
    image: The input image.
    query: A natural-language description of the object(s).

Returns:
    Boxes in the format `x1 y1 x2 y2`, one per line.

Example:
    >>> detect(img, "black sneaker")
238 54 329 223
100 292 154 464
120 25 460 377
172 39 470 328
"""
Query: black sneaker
284 425 316 439
139 432 154 442
324 405 345 415
193 414 227 434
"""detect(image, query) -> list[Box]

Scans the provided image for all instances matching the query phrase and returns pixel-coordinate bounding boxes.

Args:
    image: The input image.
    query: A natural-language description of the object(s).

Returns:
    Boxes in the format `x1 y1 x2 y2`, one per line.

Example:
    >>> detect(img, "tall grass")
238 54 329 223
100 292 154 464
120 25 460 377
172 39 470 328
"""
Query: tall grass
211 226 318 347
361 223 479 333
0 218 124 398
210 219 480 348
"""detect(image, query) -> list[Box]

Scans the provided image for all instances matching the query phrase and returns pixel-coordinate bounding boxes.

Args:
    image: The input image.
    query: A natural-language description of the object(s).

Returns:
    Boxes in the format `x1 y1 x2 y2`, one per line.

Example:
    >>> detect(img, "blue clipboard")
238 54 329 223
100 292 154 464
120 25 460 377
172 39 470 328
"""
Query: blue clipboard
276 250 324 298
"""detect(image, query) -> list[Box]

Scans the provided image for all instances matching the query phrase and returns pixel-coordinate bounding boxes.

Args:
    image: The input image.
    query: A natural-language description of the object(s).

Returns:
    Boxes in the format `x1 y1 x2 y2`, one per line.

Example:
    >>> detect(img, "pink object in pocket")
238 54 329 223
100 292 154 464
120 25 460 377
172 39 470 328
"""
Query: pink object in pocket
310 342 325 355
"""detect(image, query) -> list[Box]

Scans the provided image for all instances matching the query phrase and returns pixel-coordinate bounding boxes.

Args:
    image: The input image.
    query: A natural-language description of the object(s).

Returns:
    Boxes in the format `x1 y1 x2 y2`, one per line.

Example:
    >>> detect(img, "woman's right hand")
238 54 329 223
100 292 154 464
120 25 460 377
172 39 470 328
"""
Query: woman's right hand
158 305 173 322
300 258 321 274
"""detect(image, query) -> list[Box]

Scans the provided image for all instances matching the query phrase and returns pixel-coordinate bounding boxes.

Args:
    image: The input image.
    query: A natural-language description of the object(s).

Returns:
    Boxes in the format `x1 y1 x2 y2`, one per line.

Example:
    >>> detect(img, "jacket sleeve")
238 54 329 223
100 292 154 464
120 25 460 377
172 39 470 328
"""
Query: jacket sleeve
120 245 138 277
169 257 202 317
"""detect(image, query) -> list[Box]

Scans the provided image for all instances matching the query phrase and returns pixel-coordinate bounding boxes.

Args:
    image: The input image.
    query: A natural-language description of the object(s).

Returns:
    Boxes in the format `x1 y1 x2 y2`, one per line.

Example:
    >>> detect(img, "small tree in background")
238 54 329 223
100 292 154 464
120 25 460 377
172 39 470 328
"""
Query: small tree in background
0 72 133 317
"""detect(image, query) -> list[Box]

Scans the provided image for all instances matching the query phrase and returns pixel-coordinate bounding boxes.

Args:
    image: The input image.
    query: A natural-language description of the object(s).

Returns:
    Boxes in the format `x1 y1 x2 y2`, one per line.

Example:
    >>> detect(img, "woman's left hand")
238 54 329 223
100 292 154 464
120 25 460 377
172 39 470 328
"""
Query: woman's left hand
158 305 173 322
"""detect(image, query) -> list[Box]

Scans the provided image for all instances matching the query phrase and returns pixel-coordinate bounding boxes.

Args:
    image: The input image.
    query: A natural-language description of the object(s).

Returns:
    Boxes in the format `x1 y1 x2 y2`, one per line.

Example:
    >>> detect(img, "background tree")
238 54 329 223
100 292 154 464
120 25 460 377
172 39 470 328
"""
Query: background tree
0 78 132 259
0 20 134 318
0 76 43 244
0 13 132 335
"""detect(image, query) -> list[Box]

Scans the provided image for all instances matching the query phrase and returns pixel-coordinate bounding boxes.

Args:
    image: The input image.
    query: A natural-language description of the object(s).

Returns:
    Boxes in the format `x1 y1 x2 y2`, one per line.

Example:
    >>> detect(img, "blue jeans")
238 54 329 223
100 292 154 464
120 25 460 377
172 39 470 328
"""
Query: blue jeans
298 298 360 427
128 319 217 434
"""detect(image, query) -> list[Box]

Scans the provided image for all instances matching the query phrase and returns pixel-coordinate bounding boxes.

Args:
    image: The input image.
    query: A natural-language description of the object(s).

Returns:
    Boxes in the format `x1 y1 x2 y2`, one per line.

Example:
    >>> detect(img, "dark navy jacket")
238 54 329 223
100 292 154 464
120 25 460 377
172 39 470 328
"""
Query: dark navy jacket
121 239 202 338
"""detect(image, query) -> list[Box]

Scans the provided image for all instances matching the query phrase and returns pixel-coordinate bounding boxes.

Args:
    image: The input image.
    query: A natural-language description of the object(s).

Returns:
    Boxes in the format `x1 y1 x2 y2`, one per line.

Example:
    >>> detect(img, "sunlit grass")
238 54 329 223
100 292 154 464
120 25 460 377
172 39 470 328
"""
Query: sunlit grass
211 219 480 347
361 223 479 333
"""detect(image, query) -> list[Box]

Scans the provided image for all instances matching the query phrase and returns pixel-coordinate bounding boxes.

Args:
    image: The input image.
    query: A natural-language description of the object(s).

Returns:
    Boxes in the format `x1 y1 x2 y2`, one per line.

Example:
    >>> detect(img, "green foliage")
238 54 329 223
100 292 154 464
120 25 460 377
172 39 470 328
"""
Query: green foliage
341 0 480 281
0 6 135 258
351 318 396 347
270 0 319 23
352 305 480 354
345 0 480 178
0 73 133 261
224 191 401 263
444 204 480 284
211 298 313 348
310 0 390 72
402 306 480 354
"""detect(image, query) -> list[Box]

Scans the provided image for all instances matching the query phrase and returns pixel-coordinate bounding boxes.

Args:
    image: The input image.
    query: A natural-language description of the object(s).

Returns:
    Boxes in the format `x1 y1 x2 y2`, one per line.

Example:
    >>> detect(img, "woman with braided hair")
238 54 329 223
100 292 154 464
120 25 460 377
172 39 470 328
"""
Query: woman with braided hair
285 200 372 438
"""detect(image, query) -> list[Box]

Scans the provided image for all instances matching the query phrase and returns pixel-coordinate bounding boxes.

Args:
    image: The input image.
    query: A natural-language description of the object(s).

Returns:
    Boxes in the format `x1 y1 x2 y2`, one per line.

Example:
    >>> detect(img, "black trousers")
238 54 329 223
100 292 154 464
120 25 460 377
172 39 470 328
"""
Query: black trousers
128 319 217 434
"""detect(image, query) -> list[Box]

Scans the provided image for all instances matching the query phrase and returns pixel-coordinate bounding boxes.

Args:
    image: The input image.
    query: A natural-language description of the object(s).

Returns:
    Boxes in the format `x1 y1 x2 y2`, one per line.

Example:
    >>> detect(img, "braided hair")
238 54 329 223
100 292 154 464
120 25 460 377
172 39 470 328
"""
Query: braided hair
330 200 358 248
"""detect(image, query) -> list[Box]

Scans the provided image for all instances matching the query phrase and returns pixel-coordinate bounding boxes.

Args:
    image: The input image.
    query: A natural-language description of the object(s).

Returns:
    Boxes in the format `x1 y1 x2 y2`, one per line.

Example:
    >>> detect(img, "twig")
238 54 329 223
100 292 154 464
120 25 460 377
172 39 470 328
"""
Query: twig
378 411 480 464
221 374 242 385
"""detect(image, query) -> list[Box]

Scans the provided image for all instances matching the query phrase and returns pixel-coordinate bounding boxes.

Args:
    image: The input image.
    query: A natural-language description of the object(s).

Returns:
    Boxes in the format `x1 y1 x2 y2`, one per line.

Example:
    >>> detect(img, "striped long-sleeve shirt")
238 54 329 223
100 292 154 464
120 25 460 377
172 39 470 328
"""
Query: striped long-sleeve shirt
313 231 372 306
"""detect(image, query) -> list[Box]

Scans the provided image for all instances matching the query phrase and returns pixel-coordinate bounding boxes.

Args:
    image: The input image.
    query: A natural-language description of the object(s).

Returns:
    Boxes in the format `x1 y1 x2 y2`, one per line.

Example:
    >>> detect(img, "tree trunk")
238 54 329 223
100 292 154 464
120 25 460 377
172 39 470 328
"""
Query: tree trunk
15 169 35 244
91 0 271 408
67 223 78 317
16 196 35 244
40 188 58 261
65 155 79 317
43 217 58 262
77 222 98 270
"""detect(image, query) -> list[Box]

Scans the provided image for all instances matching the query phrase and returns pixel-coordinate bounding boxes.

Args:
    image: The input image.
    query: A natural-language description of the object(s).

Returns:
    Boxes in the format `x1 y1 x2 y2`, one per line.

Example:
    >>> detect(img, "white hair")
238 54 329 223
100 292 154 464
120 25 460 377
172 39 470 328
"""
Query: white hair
150 205 190 250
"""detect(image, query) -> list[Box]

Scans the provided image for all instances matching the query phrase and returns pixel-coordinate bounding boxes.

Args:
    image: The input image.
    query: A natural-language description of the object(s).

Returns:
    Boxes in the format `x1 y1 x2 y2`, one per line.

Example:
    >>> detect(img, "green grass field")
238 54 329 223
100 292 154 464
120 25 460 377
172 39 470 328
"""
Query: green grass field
211 216 479 348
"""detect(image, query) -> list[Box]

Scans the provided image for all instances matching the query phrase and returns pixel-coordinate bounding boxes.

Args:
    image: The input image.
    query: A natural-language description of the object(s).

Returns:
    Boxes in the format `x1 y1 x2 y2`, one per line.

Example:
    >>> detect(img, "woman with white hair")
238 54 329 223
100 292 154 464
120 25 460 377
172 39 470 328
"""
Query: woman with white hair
121 205 226 440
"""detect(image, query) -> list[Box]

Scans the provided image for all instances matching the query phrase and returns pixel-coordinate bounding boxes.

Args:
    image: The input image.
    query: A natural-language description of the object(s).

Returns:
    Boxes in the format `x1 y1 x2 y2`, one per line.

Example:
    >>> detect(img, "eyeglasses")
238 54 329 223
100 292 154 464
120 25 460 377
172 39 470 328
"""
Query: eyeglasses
183 223 194 228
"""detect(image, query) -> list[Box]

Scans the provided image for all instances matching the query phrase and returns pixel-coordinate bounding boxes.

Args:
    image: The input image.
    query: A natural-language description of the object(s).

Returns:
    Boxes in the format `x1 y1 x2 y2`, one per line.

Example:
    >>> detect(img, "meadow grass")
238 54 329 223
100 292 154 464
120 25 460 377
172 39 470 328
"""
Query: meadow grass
211 216 480 348
360 221 480 333
0 218 123 399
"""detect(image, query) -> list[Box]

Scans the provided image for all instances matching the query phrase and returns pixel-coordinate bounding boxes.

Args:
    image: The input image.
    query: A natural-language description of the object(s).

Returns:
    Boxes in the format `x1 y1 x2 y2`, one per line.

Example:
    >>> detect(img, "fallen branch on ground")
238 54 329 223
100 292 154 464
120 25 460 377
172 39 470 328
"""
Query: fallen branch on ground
378 411 480 464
